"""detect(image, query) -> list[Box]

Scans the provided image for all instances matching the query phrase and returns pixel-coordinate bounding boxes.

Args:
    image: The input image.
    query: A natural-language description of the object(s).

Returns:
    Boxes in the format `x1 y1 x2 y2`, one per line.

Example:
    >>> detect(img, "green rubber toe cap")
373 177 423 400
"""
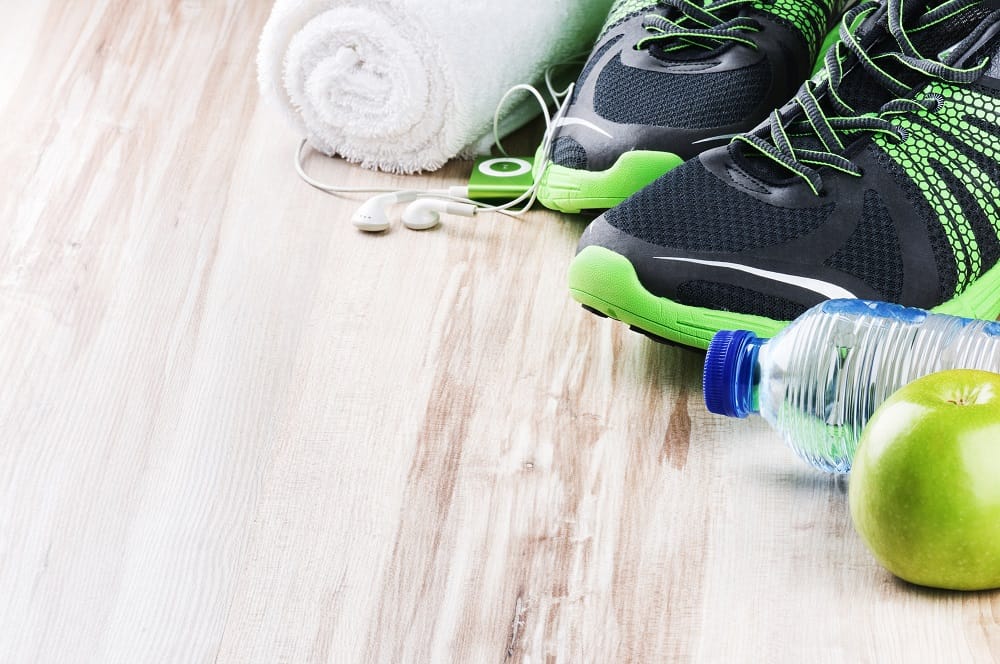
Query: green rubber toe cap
568 246 790 349
536 150 684 214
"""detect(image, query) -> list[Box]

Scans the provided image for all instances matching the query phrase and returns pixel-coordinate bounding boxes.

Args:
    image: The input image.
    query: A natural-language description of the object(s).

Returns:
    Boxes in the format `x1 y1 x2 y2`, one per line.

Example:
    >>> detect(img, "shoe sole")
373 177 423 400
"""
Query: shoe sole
535 149 684 213
569 245 1000 349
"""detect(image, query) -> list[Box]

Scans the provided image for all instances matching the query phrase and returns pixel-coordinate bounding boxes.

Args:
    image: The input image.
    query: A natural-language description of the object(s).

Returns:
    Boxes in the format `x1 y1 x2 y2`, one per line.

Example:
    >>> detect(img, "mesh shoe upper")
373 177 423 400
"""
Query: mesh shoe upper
549 0 845 172
605 159 836 253
577 0 1000 323
592 55 773 129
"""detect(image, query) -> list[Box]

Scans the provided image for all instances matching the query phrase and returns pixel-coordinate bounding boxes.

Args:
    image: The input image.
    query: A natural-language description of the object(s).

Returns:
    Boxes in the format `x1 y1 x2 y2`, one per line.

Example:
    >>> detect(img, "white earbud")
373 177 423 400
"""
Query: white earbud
351 192 420 232
401 200 478 230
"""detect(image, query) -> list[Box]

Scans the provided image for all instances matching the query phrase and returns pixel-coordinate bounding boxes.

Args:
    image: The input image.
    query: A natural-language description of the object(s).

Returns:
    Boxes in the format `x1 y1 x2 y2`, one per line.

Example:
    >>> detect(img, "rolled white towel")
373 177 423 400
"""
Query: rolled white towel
258 0 614 173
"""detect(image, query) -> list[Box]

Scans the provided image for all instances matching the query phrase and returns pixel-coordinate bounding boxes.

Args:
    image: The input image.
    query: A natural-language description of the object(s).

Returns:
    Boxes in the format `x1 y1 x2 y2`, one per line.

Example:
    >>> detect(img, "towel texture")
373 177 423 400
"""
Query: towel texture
258 0 614 173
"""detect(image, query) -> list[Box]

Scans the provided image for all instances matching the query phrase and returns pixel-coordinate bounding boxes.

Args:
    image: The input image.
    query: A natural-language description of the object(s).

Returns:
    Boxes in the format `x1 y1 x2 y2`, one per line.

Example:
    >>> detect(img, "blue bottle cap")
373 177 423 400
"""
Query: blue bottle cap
703 330 758 418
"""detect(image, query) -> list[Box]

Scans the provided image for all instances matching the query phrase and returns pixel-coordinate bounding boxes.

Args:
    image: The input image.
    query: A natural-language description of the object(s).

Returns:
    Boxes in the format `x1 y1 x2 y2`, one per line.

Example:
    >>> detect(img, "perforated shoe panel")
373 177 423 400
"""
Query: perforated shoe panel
593 56 772 129
605 160 835 252
824 189 904 302
676 281 807 321
552 137 588 170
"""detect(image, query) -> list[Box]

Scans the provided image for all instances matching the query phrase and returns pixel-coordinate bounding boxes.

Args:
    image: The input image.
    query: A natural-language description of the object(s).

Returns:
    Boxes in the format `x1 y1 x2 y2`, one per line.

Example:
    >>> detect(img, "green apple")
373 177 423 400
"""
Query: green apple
849 369 1000 591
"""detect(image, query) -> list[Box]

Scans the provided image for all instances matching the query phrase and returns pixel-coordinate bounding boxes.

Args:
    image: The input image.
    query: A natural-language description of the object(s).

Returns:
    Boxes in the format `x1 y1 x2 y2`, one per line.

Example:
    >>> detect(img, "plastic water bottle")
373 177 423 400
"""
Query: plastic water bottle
703 299 1000 474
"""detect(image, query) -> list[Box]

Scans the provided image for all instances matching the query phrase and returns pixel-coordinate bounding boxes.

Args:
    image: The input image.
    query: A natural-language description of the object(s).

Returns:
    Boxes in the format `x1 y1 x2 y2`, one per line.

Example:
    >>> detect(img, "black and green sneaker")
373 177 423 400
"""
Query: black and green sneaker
570 0 1000 349
536 0 849 213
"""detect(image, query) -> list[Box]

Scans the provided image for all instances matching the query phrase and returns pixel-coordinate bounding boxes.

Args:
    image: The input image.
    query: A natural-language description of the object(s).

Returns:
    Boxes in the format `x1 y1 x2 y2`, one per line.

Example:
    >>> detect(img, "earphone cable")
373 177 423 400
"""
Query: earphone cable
293 59 581 221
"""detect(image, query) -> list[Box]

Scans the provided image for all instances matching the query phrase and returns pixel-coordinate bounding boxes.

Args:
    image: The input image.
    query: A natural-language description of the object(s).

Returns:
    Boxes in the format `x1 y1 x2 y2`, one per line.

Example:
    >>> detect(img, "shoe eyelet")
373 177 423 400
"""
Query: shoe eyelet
894 126 909 143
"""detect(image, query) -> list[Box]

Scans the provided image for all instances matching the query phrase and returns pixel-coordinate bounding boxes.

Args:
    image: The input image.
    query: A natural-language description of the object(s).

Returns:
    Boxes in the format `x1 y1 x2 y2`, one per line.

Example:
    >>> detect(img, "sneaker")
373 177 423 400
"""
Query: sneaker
535 0 849 213
569 0 1000 349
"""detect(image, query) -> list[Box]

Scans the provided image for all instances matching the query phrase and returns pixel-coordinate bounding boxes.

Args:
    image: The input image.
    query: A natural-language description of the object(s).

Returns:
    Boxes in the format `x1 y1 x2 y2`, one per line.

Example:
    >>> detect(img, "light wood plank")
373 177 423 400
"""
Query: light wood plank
1 2 998 663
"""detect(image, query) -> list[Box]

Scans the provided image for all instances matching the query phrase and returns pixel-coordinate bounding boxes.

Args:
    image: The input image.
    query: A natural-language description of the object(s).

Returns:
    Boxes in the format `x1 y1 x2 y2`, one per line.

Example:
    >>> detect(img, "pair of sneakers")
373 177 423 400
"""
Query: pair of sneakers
542 0 1000 349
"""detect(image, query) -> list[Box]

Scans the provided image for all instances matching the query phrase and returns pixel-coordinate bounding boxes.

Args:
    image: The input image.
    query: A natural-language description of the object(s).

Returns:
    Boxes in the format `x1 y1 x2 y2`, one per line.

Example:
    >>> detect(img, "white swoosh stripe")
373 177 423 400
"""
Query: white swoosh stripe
654 257 857 300
691 133 738 145
553 117 613 139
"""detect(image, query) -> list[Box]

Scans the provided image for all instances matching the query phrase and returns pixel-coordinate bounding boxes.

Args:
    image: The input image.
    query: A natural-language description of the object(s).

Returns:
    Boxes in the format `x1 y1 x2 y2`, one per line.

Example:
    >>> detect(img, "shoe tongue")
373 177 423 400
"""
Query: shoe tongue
646 0 749 63
838 1 997 113
911 1 998 58
649 41 729 62
734 1 997 182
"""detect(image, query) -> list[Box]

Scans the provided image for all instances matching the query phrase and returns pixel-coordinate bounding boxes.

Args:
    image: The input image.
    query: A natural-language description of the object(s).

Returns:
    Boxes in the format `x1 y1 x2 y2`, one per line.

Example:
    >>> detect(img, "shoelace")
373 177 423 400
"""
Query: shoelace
637 0 764 53
735 0 1000 196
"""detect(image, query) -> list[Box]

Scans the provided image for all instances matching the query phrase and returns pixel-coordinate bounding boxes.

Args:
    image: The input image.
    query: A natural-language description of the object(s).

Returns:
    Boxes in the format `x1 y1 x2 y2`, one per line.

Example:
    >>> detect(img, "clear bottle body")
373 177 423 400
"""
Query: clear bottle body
756 300 1000 473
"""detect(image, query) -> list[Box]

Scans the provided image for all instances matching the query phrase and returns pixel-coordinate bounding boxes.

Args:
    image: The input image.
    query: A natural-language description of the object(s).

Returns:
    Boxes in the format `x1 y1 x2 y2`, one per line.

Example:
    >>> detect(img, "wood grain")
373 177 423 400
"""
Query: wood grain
1 2 998 663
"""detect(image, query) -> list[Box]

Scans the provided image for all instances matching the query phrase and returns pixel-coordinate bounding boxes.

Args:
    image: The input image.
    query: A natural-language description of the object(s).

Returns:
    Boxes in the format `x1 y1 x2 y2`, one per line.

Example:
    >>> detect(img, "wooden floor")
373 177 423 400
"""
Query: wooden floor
2 2 998 662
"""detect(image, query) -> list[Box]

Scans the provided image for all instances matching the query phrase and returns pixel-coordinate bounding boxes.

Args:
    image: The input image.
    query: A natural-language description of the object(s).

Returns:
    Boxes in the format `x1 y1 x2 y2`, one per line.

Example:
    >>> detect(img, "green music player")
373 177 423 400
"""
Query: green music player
468 156 535 202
